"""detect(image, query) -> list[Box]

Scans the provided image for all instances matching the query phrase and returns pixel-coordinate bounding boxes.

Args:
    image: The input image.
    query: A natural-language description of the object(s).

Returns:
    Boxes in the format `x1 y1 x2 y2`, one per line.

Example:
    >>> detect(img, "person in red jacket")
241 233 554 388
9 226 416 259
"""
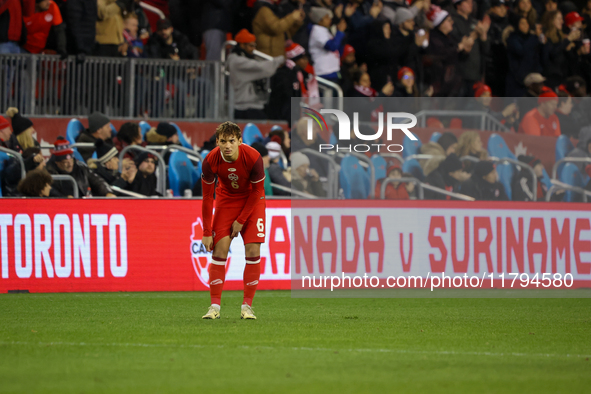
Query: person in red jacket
22 0 66 57
0 0 34 53
518 86 562 137
375 165 411 200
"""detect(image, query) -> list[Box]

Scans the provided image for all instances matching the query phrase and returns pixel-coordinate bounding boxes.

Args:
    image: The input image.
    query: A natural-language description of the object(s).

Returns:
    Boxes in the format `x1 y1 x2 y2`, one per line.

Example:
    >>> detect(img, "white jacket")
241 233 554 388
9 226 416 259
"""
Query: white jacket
308 25 340 76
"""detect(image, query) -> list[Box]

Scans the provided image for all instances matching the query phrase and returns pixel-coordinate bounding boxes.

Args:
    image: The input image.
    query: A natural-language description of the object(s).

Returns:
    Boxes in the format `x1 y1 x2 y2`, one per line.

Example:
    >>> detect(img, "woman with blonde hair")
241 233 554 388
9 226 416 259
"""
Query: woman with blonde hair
541 10 580 88
456 131 488 173
6 107 39 151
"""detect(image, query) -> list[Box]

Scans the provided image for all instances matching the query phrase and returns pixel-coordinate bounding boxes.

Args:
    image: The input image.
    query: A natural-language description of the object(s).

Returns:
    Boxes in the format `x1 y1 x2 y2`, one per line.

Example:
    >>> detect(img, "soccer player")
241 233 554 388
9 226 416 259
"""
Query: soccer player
201 122 266 320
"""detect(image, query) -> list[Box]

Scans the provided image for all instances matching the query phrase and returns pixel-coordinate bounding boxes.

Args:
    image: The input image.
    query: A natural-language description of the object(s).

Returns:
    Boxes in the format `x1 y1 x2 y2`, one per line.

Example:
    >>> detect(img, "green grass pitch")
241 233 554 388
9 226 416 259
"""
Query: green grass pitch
1 291 590 393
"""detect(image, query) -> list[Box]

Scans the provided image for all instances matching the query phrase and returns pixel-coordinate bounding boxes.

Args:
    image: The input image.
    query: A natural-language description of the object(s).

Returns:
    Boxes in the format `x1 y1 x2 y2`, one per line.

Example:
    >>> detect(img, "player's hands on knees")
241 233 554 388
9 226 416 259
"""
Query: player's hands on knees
231 221 243 239
202 236 214 252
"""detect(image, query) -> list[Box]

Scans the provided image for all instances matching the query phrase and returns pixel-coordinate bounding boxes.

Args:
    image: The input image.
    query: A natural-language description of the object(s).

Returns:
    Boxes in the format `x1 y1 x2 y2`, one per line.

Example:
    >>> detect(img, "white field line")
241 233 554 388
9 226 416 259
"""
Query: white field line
0 341 589 359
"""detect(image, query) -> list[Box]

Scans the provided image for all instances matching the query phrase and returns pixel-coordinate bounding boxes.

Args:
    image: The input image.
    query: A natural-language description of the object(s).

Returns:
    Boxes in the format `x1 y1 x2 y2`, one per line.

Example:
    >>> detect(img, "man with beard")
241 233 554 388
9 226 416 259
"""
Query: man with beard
228 29 284 120
113 151 161 196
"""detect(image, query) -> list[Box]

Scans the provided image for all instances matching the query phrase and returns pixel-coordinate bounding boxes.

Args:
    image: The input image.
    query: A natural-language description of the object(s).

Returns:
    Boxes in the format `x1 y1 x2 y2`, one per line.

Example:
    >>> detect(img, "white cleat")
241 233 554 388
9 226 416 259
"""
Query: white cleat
202 305 220 319
240 304 257 320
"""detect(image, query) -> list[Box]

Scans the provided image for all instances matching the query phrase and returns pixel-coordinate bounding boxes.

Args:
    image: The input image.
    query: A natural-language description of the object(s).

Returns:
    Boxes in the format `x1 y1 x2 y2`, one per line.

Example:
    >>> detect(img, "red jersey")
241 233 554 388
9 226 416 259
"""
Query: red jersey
23 0 62 54
518 108 561 137
201 144 266 236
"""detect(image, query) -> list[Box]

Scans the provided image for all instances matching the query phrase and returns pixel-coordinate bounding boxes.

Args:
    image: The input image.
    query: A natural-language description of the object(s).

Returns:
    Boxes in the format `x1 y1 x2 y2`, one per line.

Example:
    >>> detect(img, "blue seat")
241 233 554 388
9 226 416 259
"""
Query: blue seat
110 123 117 137
559 163 585 202
339 156 370 199
170 122 193 149
168 151 201 197
555 134 574 179
402 135 422 158
329 132 337 146
487 133 515 159
541 168 552 190
139 121 151 141
243 123 264 145
402 158 424 182
496 162 514 200
201 150 210 161
66 119 86 162
430 132 441 142
371 155 387 180
271 125 284 132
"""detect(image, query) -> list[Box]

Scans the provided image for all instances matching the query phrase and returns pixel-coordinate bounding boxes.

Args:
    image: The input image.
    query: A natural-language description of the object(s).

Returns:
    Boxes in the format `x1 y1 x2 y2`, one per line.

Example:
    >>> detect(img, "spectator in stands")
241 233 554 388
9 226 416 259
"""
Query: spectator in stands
505 15 543 97
380 0 425 28
514 0 538 30
122 13 145 58
278 0 311 53
308 7 346 84
265 140 291 195
544 0 558 16
485 0 509 96
391 8 425 89
518 87 561 136
87 139 120 185
291 117 328 177
456 130 488 173
556 87 577 137
114 122 143 154
420 141 446 176
341 44 365 96
565 76 591 135
468 83 519 127
146 122 180 146
366 19 396 92
346 0 383 64
393 67 419 97
425 6 464 96
228 29 284 120
46 137 115 197
201 0 234 61
566 126 591 173
542 10 580 89
0 115 14 149
437 132 459 155
450 0 490 97
17 168 54 197
113 150 160 196
0 0 33 53
375 165 411 200
5 107 40 153
64 0 96 61
459 160 508 200
348 70 394 98
252 0 304 57
146 18 198 60
251 142 274 195
76 112 113 162
291 151 326 197
22 0 66 58
267 127 291 165
511 154 547 201
95 0 124 57
22 147 45 173
425 153 469 199
517 72 546 116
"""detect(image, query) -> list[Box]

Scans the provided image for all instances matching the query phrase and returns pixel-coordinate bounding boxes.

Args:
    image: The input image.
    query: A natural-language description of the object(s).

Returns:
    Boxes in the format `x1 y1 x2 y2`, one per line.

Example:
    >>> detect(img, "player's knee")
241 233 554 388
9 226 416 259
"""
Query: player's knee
245 242 261 257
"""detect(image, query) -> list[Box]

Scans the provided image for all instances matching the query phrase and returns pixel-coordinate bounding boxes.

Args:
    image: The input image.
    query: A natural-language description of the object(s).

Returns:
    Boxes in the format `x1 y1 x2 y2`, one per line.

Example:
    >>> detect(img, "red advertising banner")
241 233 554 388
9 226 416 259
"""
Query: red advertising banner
0 199 291 293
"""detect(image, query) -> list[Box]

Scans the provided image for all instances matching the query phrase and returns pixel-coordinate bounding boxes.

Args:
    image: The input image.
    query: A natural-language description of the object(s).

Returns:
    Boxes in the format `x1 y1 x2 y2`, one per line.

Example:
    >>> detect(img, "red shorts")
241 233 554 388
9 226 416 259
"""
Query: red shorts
212 202 266 246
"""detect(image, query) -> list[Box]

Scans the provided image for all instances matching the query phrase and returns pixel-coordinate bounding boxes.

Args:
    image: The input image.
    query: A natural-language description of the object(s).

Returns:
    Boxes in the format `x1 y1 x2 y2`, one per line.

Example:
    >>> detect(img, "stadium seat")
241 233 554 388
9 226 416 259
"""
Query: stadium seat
66 119 86 162
329 132 337 146
339 155 370 199
402 135 422 158
430 132 441 142
487 133 515 159
270 125 284 132
201 150 210 161
449 118 463 129
541 168 552 190
371 155 387 180
139 121 151 141
402 158 424 181
170 122 193 149
555 135 574 179
559 162 585 202
168 151 201 197
496 162 514 200
243 123 264 145
110 123 117 137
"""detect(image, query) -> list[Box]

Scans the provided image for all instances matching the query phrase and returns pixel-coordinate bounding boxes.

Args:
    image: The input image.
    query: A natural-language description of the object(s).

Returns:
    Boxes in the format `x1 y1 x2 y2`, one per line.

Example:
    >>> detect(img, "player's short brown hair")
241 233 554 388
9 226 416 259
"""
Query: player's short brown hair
215 121 242 141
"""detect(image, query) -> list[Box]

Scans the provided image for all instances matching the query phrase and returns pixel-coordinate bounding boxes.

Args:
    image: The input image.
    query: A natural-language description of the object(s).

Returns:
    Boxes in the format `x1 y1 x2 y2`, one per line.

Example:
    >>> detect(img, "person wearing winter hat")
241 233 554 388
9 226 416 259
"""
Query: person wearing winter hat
308 6 346 84
511 155 546 201
250 142 273 196
518 86 561 136
76 112 113 162
0 115 12 149
374 164 411 200
264 140 291 195
46 137 115 198
87 139 121 186
391 7 426 88
228 28 285 120
291 151 325 197
424 153 470 199
113 150 160 196
437 132 459 156
146 122 179 145
5 107 39 152
459 160 508 201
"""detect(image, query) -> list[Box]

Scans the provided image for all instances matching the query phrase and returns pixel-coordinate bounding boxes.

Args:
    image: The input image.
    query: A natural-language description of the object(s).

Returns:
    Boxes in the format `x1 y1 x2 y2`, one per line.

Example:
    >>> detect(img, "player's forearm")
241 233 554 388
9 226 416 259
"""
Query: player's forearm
202 181 215 236
236 182 265 225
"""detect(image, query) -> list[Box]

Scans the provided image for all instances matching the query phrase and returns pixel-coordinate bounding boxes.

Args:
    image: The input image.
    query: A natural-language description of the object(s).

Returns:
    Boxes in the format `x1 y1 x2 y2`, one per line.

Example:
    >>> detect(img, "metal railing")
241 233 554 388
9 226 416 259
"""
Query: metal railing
415 110 510 132
380 177 423 200
147 145 203 163
546 179 591 202
336 152 376 199
0 147 26 180
490 157 537 201
111 185 148 198
118 146 166 195
551 157 591 179
0 54 221 120
271 183 318 199
421 183 475 201
50 174 79 198
299 148 340 199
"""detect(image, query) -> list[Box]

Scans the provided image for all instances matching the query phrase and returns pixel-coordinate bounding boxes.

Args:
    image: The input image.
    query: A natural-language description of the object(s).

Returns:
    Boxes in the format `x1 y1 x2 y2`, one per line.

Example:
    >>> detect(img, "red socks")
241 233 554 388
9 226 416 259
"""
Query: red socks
209 256 226 305
243 256 261 306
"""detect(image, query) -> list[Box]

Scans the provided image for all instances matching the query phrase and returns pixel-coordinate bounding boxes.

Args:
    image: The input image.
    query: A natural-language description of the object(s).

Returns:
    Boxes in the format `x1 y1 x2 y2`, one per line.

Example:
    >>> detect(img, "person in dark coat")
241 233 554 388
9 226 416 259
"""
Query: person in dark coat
459 160 509 201
146 18 198 60
278 0 311 53
202 0 235 61
46 137 115 197
265 140 291 195
88 139 121 186
76 112 113 162
424 153 469 199
511 155 547 201
505 13 543 97
485 0 510 96
346 0 383 65
566 126 591 173
64 0 97 59
113 150 161 196
366 19 397 92
542 10 580 89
